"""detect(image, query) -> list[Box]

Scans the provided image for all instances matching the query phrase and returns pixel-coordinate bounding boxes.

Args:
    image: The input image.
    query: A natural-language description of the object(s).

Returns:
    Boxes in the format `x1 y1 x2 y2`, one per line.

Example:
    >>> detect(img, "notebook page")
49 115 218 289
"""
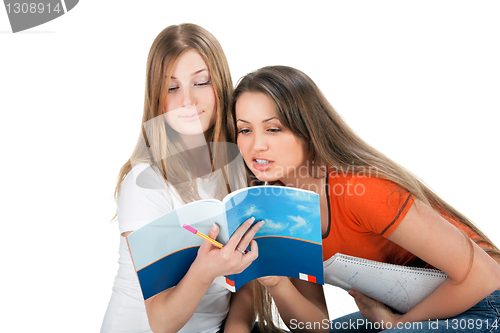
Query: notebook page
324 253 448 313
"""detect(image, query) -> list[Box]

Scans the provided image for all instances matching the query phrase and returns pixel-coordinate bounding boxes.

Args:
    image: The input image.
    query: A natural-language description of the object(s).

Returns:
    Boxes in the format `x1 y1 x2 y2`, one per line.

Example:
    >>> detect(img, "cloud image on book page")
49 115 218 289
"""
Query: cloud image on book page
225 187 321 244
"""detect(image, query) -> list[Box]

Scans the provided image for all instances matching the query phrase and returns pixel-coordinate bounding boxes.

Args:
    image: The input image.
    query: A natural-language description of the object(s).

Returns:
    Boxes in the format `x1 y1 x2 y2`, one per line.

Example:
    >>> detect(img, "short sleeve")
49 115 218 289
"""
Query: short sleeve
117 163 176 234
343 176 415 237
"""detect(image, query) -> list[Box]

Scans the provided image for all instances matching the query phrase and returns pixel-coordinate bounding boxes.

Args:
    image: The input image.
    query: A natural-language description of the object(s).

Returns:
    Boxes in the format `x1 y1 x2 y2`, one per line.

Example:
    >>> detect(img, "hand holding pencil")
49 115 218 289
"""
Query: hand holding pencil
183 217 264 255
183 224 225 249
184 217 264 278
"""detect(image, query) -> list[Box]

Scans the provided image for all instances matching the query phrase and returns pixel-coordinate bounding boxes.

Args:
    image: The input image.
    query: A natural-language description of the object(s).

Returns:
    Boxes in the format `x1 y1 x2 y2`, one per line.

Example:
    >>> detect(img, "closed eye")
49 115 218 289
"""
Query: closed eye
237 128 251 135
195 81 211 87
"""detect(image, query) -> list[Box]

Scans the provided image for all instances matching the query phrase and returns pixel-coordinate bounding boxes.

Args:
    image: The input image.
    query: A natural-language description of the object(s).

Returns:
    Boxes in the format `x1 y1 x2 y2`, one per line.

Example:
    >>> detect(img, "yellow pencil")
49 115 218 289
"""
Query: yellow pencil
182 224 224 248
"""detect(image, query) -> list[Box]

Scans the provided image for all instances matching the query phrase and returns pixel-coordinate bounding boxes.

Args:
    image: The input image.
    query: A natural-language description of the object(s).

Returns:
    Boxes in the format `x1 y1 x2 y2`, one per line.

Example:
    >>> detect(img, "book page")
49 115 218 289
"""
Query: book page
127 200 226 299
128 200 225 271
223 186 322 243
222 186 324 290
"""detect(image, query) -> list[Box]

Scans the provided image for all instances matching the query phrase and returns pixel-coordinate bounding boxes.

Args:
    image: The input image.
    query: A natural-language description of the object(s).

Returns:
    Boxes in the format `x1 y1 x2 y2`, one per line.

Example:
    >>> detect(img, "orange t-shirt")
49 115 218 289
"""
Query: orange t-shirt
322 172 487 267
323 172 420 266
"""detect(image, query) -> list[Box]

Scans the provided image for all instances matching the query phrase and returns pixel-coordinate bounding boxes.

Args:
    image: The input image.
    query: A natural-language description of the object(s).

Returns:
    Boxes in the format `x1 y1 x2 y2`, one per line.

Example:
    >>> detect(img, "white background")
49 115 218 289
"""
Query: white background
1 1 499 331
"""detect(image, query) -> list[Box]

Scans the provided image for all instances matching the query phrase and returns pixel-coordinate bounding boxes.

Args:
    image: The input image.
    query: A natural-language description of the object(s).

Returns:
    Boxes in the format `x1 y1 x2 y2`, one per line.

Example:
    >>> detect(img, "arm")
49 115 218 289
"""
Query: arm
351 199 500 327
259 276 329 333
140 219 263 333
223 282 256 333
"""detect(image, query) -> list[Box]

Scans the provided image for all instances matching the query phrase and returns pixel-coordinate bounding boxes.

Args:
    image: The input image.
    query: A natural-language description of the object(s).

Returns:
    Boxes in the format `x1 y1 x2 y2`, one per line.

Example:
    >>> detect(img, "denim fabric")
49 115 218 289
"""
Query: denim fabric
329 290 500 332
329 311 382 332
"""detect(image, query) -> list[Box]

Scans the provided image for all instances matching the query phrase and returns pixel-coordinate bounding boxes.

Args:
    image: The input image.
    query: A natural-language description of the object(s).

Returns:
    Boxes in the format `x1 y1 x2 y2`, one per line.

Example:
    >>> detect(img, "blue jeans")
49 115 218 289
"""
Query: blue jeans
329 290 500 332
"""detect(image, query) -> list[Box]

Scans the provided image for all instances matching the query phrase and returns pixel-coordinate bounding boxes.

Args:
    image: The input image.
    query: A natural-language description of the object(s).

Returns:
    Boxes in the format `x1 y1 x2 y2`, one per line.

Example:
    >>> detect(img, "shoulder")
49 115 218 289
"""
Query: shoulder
327 172 402 198
119 163 169 205
343 175 412 209
117 163 178 233
121 163 164 189
328 173 415 235
349 175 403 196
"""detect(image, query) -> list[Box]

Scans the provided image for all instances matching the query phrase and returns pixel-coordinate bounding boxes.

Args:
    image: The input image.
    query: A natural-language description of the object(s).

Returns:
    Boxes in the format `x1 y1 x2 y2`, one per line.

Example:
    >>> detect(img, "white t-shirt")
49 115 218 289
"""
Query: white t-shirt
101 163 230 333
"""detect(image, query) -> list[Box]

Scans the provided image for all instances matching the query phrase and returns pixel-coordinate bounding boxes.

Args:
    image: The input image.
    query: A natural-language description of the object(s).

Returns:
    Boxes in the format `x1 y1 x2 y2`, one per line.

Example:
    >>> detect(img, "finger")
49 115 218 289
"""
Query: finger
225 217 255 249
241 239 259 263
349 290 370 305
228 239 259 274
207 223 219 240
234 239 258 268
199 223 220 252
350 290 381 311
237 220 265 252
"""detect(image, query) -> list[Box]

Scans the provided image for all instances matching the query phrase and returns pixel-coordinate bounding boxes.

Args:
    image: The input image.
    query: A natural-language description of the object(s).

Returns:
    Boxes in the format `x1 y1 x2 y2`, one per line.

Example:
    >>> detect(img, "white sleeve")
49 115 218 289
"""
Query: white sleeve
117 163 176 234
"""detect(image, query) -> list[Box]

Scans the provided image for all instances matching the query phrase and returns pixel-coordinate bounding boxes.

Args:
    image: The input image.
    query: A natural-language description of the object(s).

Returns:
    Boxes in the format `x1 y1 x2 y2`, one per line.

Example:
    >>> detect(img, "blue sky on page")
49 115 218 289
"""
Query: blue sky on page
225 186 321 244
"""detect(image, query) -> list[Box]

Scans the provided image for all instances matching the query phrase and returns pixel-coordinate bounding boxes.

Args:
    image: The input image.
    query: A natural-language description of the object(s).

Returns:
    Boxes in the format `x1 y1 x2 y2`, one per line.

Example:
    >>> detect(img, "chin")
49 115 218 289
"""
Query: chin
254 173 280 184
174 125 208 136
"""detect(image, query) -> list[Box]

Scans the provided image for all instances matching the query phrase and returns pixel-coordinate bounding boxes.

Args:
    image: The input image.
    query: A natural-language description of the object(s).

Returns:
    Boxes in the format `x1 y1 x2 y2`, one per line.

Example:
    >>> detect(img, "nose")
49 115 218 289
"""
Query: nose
181 87 195 107
253 132 268 151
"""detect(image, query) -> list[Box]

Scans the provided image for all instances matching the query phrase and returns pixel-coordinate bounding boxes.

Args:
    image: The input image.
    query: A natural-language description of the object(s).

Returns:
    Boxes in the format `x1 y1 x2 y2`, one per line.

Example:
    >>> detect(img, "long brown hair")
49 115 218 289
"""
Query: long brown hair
229 65 500 260
114 23 233 202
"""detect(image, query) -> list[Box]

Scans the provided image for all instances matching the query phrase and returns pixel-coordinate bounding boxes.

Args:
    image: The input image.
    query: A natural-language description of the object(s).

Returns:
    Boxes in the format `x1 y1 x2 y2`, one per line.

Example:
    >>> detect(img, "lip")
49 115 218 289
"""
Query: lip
252 157 273 172
180 111 203 121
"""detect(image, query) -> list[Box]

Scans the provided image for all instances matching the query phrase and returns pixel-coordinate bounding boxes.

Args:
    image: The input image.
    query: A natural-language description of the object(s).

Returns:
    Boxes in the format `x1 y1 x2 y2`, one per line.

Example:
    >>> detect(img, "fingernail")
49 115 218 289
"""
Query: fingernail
212 223 217 231
258 220 265 226
247 217 255 224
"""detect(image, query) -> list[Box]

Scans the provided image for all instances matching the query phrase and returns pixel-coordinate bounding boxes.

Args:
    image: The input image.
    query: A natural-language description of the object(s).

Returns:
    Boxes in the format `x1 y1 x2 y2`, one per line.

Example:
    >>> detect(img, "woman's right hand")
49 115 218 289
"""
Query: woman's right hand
191 217 264 281
349 290 401 329
257 275 285 289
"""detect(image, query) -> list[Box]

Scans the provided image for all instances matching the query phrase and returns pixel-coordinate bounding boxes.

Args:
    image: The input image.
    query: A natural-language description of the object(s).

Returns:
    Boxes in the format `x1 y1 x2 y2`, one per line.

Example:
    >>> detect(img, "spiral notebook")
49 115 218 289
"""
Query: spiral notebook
323 253 448 313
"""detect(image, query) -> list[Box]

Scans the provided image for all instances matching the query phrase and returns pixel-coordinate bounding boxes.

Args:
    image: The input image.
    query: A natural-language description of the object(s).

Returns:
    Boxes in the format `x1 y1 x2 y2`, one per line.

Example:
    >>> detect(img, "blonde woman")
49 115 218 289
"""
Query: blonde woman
101 24 266 333
228 65 500 332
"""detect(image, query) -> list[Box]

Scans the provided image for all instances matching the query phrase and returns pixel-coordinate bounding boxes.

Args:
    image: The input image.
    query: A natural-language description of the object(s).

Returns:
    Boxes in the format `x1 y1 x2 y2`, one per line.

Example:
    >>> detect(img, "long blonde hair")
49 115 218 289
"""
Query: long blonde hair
229 65 500 260
114 23 233 202
114 25 279 331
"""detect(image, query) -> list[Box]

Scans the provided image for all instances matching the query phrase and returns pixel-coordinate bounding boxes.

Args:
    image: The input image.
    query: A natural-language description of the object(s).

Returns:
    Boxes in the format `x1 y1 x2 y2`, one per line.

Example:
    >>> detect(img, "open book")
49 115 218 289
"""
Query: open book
127 185 324 300
324 253 448 313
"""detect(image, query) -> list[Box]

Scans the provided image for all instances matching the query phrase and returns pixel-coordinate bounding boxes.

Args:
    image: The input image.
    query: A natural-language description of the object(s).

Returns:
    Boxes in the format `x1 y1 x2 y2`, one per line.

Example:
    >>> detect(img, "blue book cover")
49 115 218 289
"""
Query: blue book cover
127 186 324 300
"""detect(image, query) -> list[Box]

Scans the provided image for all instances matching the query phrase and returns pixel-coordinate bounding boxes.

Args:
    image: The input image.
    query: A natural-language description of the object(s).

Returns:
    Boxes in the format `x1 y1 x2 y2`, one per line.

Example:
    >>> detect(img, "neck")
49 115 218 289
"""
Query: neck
178 133 207 150
281 175 325 194
176 124 214 149
280 163 327 195
178 129 214 179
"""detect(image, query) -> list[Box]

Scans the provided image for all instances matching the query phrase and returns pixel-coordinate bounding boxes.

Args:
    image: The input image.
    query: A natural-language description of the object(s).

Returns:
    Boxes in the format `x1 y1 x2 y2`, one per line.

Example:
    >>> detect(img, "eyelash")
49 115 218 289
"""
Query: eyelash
238 128 250 135
195 81 211 87
168 80 211 93
237 127 282 135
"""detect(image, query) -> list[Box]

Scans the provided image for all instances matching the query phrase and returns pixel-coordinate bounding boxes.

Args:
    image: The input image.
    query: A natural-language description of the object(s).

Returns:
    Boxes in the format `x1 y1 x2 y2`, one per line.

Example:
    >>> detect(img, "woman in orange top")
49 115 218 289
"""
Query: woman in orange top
227 65 500 332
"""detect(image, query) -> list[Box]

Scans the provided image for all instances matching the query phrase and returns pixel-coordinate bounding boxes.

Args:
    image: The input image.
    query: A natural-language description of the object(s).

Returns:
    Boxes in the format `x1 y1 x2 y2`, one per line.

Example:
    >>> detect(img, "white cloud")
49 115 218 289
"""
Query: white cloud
286 190 317 203
288 215 312 235
296 204 314 212
245 205 260 217
261 219 289 232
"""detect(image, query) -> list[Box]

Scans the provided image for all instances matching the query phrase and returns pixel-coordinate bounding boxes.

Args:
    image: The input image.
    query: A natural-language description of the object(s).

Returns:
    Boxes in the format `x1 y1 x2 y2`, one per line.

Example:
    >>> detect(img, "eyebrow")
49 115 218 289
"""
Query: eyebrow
236 117 278 124
170 68 208 80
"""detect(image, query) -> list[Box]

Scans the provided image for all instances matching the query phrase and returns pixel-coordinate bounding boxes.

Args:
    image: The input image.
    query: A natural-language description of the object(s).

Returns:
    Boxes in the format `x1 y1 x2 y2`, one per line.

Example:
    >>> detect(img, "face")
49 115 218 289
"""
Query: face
163 49 216 135
235 92 310 183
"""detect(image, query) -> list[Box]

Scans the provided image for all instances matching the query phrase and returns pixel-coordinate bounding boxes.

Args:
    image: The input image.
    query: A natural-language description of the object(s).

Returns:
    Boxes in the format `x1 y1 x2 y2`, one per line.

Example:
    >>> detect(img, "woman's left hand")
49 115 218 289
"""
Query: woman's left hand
349 290 402 329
